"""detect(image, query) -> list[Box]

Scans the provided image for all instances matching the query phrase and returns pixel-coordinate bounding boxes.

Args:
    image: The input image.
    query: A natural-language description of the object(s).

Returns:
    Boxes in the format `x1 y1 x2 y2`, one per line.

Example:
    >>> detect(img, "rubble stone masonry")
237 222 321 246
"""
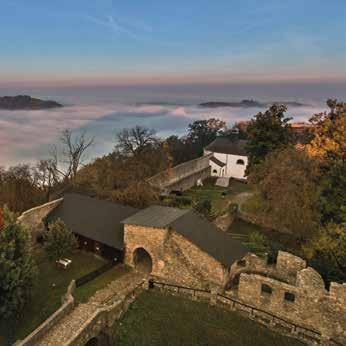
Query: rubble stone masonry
124 224 229 289
235 251 346 344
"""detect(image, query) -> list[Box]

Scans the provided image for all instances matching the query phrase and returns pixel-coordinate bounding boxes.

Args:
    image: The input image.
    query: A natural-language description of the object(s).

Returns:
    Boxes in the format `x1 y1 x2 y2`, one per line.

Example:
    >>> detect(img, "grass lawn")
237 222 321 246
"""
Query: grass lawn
0 250 106 346
184 178 252 216
228 218 301 254
75 265 130 303
115 290 304 346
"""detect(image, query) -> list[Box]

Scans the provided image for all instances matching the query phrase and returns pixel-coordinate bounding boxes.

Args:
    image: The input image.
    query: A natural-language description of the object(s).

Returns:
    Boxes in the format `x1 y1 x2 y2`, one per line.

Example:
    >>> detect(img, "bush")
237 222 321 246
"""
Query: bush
245 232 270 257
44 219 78 260
193 199 212 220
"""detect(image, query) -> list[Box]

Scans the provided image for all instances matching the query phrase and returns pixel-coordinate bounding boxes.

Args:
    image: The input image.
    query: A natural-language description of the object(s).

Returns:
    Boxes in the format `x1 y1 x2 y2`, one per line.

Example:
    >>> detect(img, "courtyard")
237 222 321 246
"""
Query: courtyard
115 290 304 346
0 250 127 346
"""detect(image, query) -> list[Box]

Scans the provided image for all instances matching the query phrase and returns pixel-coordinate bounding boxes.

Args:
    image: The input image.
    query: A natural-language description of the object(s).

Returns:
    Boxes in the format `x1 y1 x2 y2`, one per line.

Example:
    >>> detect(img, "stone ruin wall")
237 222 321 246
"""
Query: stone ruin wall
231 251 346 344
124 224 229 289
147 154 212 193
18 198 63 243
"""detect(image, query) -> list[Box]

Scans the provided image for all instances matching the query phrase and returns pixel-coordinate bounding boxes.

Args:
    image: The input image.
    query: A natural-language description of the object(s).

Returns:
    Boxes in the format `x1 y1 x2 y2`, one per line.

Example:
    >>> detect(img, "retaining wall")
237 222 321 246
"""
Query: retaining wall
148 155 212 193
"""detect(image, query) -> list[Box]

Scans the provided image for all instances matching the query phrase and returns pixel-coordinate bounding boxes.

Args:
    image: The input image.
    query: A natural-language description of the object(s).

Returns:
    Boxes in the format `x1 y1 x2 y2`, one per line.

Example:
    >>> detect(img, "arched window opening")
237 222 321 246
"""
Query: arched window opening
236 159 245 165
213 169 218 174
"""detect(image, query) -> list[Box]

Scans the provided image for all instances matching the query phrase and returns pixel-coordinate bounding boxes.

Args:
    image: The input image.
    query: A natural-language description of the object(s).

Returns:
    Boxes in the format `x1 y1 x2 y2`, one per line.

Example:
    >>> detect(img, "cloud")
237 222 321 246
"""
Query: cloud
0 101 324 167
84 14 142 40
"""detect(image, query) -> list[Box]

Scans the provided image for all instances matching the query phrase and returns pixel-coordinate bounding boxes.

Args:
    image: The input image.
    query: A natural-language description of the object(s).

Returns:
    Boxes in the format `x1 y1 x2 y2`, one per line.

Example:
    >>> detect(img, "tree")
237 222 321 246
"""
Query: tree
44 219 78 260
187 118 226 155
248 147 321 238
307 100 346 224
0 207 37 318
0 164 45 213
110 182 159 208
51 129 95 186
246 104 293 171
34 159 59 202
116 126 158 156
304 223 346 283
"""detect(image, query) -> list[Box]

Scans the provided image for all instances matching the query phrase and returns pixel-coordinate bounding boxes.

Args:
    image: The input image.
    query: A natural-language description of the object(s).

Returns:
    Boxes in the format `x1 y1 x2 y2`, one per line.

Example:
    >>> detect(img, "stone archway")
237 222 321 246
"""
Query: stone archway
133 247 153 273
85 337 98 346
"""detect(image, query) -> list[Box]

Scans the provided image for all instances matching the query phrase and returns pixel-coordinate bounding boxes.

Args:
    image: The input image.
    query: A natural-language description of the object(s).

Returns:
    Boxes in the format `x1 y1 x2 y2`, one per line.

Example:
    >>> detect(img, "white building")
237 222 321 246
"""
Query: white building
204 138 248 180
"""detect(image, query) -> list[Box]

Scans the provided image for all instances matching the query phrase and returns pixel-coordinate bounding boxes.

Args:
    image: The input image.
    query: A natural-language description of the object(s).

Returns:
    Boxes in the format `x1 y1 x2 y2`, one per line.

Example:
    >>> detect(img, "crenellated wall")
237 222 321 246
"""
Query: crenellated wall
232 251 346 344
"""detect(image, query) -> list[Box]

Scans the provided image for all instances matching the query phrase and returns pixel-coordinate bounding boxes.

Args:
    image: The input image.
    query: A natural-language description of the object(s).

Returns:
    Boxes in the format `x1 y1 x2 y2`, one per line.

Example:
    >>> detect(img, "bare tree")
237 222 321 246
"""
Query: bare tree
50 129 95 185
115 126 158 156
34 159 59 201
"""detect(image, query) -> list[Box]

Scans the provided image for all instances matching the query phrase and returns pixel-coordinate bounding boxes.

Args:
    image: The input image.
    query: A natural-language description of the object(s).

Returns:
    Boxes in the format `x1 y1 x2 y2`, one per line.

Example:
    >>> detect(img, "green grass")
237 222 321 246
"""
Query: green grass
228 218 301 253
115 290 304 346
75 265 130 303
184 178 252 216
0 250 106 346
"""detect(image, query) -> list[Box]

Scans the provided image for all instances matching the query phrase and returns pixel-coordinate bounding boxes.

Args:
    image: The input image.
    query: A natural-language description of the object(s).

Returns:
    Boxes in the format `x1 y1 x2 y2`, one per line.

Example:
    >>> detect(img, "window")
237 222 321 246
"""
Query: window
213 169 218 174
236 159 245 165
261 284 272 295
284 292 295 302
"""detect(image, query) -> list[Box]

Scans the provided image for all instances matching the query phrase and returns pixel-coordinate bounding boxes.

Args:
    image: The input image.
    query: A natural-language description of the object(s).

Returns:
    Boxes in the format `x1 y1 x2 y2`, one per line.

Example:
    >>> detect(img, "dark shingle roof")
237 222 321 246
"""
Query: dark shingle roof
205 138 248 156
46 193 138 249
121 205 189 228
122 205 248 267
210 156 226 167
170 211 248 267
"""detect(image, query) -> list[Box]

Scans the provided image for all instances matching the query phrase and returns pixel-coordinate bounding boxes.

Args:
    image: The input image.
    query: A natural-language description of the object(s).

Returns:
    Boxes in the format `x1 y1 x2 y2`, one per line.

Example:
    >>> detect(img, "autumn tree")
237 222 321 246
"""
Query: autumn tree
0 207 37 317
44 219 78 260
110 182 159 208
304 223 346 283
0 165 45 213
248 146 321 238
307 99 346 224
246 104 293 172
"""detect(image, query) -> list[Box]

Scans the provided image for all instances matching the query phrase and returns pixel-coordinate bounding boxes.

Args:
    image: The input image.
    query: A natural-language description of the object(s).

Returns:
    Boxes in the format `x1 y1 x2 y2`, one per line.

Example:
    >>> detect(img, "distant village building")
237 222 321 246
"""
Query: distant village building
204 138 248 180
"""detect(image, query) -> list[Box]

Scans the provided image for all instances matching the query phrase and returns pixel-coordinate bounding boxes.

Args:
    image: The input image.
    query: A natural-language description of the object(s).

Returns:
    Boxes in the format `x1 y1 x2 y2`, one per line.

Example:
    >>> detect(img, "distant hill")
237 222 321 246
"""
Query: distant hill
0 95 63 110
199 100 306 108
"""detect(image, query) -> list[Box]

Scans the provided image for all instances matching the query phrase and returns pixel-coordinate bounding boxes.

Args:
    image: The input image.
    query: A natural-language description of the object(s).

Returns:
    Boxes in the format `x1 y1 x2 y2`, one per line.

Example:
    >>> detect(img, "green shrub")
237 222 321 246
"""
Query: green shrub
44 219 78 260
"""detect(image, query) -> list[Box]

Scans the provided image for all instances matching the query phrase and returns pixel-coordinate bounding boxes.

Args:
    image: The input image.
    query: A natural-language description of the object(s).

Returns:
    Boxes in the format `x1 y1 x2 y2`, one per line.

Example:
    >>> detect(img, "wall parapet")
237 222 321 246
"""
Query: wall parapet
148 154 212 192
18 198 63 243
148 278 343 346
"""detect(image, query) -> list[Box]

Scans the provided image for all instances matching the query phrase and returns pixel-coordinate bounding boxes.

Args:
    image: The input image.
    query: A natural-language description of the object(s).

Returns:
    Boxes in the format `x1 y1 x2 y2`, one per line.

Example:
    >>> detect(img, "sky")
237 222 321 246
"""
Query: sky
1 1 346 167
1 0 346 86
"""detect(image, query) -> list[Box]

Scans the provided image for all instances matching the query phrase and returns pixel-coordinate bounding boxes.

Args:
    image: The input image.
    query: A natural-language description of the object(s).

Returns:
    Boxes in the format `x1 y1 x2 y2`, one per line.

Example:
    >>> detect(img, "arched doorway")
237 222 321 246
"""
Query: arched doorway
133 247 153 273
85 337 98 346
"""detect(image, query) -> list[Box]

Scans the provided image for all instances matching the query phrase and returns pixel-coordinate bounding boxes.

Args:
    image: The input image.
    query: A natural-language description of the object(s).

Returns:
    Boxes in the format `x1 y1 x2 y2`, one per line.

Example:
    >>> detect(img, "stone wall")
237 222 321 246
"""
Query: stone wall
15 280 75 346
124 224 229 289
229 251 307 285
148 154 212 193
66 280 144 346
18 198 63 242
233 252 346 344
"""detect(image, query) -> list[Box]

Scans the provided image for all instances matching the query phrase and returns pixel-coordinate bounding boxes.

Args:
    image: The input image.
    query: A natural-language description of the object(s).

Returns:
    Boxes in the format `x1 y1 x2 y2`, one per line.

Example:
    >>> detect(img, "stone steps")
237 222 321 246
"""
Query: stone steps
35 270 145 346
